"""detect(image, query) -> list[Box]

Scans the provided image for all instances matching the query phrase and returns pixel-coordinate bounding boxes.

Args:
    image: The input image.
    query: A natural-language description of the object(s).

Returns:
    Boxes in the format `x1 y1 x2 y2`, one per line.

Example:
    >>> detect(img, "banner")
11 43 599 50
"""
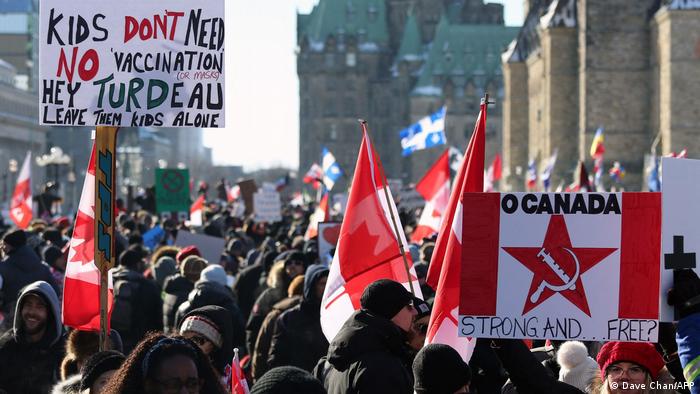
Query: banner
155 168 190 214
39 0 225 127
318 221 341 264
174 231 225 265
459 192 661 342
660 157 700 321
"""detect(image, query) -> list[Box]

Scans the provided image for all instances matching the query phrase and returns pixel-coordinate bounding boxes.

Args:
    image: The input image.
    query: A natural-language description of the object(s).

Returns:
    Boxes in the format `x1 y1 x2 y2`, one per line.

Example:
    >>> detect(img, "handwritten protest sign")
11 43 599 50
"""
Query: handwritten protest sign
253 183 282 223
660 158 700 321
459 192 661 342
40 0 225 127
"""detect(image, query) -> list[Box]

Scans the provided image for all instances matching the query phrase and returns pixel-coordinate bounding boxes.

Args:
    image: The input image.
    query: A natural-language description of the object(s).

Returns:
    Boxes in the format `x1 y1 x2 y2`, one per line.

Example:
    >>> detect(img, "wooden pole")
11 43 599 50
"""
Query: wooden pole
94 126 119 351
359 120 415 295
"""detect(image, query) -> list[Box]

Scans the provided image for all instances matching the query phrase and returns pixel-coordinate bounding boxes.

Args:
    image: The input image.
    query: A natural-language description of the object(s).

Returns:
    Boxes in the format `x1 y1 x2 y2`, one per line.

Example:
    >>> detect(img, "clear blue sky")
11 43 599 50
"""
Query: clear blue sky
203 0 523 171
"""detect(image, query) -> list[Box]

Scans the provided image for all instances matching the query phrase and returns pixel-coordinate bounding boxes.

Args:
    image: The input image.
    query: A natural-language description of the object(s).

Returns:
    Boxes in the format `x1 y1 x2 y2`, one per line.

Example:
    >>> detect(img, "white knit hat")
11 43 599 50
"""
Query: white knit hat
179 315 223 348
557 341 600 391
199 265 227 287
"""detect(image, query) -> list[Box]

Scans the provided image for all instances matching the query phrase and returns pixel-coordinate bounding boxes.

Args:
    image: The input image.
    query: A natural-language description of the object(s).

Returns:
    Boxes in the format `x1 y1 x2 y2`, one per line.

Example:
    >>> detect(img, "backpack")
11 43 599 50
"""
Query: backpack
111 277 141 333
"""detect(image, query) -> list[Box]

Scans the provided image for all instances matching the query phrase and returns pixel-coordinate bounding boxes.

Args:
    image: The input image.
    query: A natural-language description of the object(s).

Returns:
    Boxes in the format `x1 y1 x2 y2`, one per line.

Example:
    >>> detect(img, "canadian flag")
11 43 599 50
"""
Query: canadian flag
425 98 488 361
230 348 250 394
226 184 240 203
304 192 329 240
303 163 324 190
63 144 114 331
410 150 450 243
320 123 422 341
483 154 502 192
190 194 205 226
9 152 32 229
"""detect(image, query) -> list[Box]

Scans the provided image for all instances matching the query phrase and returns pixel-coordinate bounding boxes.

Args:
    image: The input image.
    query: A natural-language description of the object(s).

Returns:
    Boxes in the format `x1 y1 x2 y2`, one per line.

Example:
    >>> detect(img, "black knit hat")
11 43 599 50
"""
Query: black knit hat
42 245 64 267
80 350 125 391
360 279 413 320
2 229 26 248
413 344 471 394
251 366 326 394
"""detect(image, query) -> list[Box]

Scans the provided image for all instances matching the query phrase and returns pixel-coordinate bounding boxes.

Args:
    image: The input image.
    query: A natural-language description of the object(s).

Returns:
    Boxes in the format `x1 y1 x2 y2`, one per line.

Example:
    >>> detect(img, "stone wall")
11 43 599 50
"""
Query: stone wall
502 61 528 191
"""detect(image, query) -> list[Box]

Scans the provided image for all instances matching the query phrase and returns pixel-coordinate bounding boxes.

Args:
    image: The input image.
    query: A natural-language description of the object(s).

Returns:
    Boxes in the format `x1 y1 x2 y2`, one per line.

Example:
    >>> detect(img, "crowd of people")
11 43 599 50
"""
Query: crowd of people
0 195 698 394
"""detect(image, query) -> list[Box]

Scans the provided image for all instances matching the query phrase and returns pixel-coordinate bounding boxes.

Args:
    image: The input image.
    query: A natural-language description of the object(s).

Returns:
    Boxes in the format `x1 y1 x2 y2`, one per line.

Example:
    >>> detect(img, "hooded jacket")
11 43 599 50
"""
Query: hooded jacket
252 295 301 380
314 309 414 394
181 305 235 375
267 265 329 373
176 279 246 354
162 273 194 332
0 245 59 315
0 281 66 394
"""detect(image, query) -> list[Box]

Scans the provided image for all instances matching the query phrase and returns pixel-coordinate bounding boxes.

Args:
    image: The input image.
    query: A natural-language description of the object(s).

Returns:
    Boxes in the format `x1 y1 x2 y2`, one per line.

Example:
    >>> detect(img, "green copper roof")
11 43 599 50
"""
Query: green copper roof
298 0 389 48
396 12 422 61
412 18 518 96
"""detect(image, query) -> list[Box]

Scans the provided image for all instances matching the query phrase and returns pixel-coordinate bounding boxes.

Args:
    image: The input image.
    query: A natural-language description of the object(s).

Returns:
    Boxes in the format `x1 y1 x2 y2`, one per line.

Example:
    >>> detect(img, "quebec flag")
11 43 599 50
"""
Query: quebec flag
399 107 447 156
322 147 343 191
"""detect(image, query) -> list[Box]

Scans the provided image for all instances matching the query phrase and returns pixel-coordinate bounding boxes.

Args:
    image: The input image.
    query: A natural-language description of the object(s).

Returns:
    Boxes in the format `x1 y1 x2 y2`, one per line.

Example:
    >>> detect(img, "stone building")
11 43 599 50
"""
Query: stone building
297 0 517 189
501 0 700 191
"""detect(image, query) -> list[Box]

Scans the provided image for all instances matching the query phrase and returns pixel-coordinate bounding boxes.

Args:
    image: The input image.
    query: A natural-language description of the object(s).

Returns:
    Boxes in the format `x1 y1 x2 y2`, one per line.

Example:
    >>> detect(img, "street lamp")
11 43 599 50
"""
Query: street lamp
36 146 72 184
2 159 18 207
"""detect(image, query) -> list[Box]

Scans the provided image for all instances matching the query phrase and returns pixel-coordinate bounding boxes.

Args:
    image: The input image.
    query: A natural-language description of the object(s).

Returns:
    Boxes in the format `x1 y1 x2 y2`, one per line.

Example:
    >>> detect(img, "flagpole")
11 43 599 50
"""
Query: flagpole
359 119 416 295
94 126 119 351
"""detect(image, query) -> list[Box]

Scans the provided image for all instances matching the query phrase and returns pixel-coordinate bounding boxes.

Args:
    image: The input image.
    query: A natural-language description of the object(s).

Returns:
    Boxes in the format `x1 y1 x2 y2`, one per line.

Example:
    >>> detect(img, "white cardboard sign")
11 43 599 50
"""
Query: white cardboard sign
253 184 282 223
39 0 225 127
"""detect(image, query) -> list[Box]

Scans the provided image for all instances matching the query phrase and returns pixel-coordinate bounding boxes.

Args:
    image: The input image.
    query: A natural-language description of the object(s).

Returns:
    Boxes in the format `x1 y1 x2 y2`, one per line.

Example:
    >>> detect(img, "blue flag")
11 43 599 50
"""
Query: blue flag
648 155 660 192
399 107 447 156
321 147 343 190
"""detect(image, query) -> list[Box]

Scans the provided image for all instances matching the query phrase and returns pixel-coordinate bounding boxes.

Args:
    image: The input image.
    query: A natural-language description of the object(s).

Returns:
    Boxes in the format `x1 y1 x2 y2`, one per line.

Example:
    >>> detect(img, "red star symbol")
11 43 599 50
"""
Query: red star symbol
503 215 616 316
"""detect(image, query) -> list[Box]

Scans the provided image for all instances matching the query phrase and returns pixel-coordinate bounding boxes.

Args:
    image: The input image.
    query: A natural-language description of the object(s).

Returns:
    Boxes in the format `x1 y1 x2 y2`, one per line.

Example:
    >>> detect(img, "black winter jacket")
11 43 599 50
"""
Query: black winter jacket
314 310 414 394
162 274 194 332
176 280 246 354
0 245 58 316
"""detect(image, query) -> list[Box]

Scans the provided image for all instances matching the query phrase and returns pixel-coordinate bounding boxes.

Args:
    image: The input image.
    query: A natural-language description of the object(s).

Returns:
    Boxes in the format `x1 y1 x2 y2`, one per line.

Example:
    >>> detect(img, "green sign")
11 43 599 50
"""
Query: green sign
155 168 190 213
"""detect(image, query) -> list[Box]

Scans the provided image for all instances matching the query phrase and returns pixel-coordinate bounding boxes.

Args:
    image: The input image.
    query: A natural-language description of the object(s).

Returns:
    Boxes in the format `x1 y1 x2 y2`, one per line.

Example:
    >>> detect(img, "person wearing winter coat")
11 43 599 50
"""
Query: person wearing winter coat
413 343 472 394
246 260 292 354
314 279 417 394
176 265 246 354
0 230 59 325
668 269 700 394
0 281 66 394
110 249 163 354
252 274 304 381
234 249 278 320
162 255 207 332
179 305 234 376
267 264 329 372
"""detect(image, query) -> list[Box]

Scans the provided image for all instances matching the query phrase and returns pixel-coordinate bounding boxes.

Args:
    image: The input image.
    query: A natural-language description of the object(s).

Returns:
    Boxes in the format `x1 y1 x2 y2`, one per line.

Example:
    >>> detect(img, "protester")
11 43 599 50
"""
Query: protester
0 229 59 328
252 274 304 380
103 333 226 394
79 350 126 394
111 248 163 353
314 279 417 394
152 256 177 290
179 305 234 377
234 249 279 319
592 341 673 394
162 255 207 332
175 264 246 353
556 341 600 392
413 343 471 394
267 264 329 372
407 296 431 352
246 259 292 354
251 366 326 394
0 281 66 393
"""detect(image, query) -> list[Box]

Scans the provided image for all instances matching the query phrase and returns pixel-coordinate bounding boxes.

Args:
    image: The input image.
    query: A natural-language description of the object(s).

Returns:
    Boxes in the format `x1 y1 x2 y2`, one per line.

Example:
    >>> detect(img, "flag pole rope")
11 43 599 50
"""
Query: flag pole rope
359 119 416 295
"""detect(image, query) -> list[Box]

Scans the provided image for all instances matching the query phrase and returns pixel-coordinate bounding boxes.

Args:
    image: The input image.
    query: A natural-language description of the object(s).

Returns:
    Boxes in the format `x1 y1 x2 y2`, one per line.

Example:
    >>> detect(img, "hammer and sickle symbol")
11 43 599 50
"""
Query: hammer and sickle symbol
530 247 581 304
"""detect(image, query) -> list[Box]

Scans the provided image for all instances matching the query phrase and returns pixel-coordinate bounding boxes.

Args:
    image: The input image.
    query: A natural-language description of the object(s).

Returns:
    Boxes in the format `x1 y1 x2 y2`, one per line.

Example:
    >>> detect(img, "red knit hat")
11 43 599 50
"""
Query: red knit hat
596 342 664 380
176 245 201 264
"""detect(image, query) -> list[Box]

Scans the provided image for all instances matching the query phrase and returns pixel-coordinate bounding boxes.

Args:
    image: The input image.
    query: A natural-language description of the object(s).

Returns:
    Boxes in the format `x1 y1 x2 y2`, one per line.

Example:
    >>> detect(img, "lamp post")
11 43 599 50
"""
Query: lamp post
3 159 18 208
36 146 72 184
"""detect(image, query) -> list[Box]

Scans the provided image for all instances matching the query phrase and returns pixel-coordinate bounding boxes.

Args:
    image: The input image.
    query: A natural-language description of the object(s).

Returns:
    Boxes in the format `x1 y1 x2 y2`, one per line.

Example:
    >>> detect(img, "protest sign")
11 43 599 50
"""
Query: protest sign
237 179 257 216
174 231 225 265
253 183 282 223
155 169 190 214
459 192 661 342
660 157 700 321
318 221 341 262
39 0 225 127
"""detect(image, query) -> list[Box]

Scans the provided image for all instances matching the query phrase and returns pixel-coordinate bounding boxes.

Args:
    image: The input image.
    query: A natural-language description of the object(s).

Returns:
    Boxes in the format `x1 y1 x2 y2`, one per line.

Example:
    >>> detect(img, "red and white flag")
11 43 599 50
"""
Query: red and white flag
230 348 250 394
411 150 450 243
304 192 329 240
226 184 240 203
190 194 205 226
303 163 324 190
484 154 502 192
9 152 32 229
320 123 422 341
459 192 661 342
63 144 114 331
425 98 488 361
